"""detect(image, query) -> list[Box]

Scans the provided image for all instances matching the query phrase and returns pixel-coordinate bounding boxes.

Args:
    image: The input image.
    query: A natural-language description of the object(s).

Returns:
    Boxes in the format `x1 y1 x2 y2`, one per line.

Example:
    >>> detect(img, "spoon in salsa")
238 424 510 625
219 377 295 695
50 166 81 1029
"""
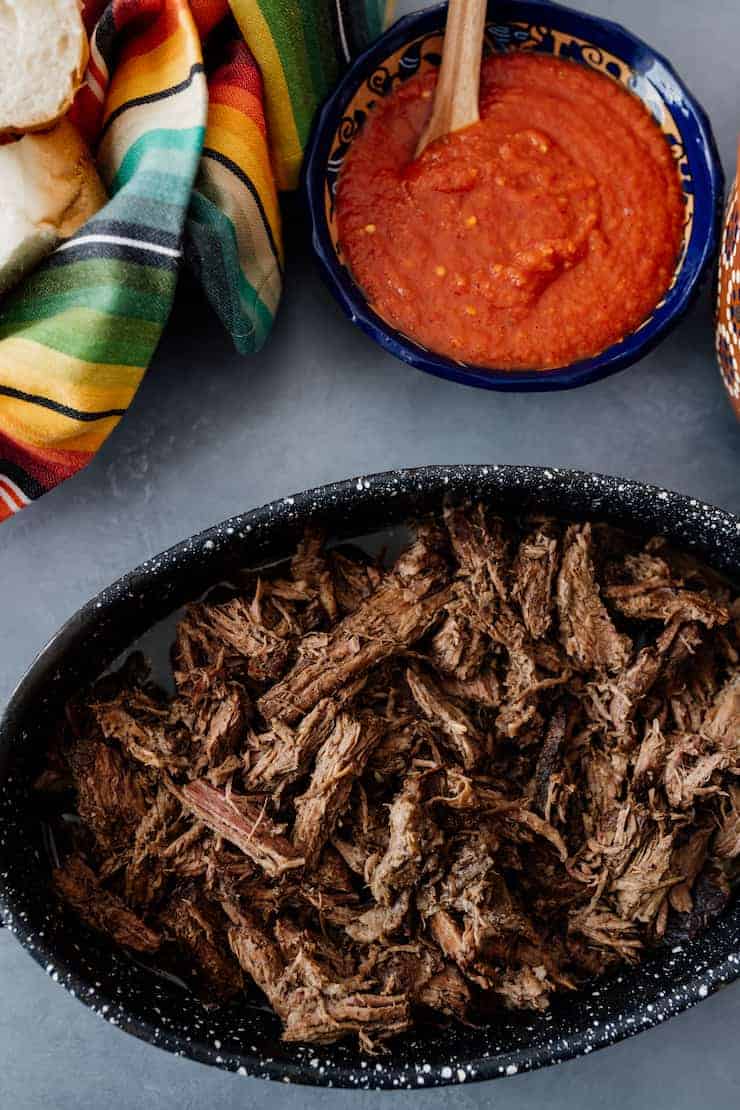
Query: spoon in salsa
415 0 488 158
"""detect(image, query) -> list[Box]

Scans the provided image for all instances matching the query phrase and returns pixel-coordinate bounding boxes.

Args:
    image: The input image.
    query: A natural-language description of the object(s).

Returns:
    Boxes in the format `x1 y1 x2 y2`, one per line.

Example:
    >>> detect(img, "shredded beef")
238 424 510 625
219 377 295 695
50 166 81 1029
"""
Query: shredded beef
68 736 150 854
557 524 631 672
293 712 386 863
533 705 567 815
42 506 740 1049
158 889 244 1000
369 773 442 904
53 855 160 952
173 779 304 877
512 521 560 639
406 667 484 769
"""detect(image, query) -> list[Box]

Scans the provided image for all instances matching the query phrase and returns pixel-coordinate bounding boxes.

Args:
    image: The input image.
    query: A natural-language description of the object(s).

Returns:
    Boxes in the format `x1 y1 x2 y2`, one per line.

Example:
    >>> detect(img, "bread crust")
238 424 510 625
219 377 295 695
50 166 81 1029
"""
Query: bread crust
0 2 89 138
0 118 106 296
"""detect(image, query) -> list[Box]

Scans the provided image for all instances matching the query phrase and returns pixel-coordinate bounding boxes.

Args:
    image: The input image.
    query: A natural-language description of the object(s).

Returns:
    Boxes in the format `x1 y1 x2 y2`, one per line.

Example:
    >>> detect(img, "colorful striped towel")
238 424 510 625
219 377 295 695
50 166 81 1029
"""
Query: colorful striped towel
0 0 389 522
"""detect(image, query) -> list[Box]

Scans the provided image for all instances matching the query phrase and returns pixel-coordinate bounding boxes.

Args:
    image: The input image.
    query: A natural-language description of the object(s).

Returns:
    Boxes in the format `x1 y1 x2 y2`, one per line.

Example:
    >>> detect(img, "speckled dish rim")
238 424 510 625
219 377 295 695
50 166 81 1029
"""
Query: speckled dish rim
2 465 740 1090
303 0 724 392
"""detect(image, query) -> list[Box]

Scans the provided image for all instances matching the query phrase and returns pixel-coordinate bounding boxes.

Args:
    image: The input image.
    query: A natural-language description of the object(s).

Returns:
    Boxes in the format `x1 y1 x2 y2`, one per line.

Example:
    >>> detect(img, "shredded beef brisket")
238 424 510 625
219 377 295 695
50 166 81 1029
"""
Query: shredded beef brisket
42 506 740 1049
557 524 632 672
53 855 161 953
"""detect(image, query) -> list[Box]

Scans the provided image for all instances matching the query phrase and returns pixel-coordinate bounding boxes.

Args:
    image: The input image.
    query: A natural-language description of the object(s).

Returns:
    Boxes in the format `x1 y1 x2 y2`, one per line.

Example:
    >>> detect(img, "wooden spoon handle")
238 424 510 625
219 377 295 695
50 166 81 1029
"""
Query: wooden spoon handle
416 0 487 158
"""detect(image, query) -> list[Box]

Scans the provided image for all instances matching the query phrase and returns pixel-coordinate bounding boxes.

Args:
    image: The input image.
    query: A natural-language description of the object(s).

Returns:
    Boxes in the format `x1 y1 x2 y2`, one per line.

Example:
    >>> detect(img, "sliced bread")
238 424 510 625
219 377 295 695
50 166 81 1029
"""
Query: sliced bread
0 119 107 296
0 0 89 136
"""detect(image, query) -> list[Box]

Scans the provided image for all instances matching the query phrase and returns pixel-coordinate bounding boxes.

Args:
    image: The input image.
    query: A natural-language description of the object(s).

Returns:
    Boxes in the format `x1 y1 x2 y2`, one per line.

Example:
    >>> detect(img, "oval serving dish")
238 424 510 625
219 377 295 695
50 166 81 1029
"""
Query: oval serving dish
1 465 740 1089
304 0 723 392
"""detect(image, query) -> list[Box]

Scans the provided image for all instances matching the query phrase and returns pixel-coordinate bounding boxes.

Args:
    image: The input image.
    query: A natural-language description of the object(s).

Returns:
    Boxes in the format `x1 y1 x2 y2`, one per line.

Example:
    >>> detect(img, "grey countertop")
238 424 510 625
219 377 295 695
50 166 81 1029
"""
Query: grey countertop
3 1 740 1106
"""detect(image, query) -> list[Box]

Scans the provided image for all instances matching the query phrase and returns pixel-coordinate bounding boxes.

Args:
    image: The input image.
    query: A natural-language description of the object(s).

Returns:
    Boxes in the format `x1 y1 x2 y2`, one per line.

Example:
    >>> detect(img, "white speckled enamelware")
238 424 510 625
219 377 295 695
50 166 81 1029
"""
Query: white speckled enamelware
1 465 739 1089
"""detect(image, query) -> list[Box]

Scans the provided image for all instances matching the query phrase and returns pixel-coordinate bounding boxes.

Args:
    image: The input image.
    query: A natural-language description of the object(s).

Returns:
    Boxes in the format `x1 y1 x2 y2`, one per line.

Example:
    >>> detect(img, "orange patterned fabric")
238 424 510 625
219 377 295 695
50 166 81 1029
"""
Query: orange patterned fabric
717 142 740 417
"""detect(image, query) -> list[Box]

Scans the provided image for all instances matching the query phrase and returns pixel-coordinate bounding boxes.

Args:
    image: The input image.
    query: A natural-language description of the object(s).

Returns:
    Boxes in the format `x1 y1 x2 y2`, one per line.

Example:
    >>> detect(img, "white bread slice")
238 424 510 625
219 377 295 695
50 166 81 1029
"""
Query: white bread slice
0 119 107 296
0 0 88 136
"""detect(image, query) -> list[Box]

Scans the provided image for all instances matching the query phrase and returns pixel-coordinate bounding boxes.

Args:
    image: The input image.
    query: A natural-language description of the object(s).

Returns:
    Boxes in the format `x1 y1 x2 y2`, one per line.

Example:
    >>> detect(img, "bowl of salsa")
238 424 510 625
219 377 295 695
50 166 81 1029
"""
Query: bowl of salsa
304 0 723 391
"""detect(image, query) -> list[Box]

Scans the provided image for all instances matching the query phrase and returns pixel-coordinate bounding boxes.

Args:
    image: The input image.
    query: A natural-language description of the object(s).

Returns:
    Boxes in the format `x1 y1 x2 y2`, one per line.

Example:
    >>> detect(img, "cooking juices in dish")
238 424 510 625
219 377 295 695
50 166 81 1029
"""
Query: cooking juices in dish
336 53 685 370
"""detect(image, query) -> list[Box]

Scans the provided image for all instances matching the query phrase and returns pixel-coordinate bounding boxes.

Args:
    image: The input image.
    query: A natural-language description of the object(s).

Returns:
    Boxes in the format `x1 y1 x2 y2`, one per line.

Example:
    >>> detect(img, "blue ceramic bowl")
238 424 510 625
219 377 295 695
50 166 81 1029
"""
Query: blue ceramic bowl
304 0 724 392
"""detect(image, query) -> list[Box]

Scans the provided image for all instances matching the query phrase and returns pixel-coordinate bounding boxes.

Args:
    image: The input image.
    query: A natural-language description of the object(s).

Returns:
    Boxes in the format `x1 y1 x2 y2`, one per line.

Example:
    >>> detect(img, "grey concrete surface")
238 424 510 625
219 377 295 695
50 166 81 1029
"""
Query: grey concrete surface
2 1 740 1106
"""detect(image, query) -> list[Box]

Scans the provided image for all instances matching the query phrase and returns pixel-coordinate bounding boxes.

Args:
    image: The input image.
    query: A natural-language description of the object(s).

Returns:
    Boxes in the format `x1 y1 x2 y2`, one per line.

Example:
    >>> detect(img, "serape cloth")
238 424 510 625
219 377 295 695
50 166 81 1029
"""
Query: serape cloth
0 0 390 522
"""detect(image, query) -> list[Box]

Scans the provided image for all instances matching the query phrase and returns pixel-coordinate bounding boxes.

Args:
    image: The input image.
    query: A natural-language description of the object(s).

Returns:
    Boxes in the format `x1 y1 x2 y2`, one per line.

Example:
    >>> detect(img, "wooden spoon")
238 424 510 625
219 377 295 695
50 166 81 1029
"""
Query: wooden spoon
415 0 488 159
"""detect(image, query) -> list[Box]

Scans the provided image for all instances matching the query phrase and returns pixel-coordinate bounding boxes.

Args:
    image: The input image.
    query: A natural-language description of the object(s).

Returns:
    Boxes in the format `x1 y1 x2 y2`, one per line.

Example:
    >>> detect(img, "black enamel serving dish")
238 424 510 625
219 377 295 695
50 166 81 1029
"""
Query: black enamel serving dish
2 465 740 1090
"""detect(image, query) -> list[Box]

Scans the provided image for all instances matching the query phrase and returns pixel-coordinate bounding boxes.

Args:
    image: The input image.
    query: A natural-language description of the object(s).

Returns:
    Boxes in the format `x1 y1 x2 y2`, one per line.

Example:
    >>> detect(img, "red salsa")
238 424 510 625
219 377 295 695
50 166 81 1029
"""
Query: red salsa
336 53 685 370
